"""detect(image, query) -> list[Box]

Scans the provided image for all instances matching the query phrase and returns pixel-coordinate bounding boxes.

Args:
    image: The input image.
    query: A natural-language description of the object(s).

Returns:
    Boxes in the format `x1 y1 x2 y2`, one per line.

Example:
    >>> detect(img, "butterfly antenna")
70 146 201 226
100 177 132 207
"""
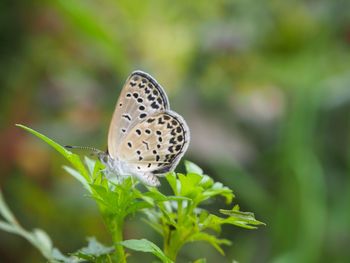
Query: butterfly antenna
64 145 102 154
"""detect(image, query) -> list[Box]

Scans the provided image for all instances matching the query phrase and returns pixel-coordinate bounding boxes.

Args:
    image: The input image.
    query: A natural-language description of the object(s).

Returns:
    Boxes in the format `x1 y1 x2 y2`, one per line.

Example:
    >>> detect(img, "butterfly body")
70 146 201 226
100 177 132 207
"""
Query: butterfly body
100 71 190 187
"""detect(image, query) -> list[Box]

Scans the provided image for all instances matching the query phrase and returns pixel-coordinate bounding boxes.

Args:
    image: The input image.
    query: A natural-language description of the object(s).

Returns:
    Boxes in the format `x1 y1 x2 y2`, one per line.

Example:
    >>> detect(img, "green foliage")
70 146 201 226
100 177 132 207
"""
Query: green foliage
72 237 114 262
119 239 172 263
0 124 264 262
144 162 264 260
0 189 80 263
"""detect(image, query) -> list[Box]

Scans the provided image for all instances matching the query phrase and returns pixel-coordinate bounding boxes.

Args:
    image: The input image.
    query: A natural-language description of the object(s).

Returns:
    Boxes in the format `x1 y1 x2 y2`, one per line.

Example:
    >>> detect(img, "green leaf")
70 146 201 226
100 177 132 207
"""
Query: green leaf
198 175 214 189
33 229 53 256
84 156 96 176
189 232 231 255
202 182 234 204
16 124 70 159
52 248 82 263
0 189 80 262
119 239 173 263
90 184 117 212
219 205 265 229
201 210 264 230
185 161 203 175
143 189 168 202
166 195 192 202
0 189 17 224
193 258 207 263
199 212 221 233
75 237 114 257
178 173 203 197
126 201 153 215
0 221 16 233
92 159 105 181
16 124 90 181
165 172 178 195
63 166 91 193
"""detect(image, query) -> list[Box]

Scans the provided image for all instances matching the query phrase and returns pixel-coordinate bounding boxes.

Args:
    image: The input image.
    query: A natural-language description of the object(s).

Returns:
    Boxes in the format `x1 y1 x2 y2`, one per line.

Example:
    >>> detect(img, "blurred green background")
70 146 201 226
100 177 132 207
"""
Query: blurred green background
1 0 350 262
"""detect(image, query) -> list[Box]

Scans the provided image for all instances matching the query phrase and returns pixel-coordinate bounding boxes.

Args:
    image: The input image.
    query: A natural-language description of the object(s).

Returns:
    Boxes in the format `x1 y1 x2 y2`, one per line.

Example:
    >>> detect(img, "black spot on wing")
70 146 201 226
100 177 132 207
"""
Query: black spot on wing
122 114 131 121
130 71 169 109
142 141 150 150
147 94 156 101
151 101 159 109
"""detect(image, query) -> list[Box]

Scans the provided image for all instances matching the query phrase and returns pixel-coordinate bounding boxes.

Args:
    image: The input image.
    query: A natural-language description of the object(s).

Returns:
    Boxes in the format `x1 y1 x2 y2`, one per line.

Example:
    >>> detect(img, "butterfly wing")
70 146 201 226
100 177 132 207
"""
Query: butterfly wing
108 71 170 159
118 111 190 175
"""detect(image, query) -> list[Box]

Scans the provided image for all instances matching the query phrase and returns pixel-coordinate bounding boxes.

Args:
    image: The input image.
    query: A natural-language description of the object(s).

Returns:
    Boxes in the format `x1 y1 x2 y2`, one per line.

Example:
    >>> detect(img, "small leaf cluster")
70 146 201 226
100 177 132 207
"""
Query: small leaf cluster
143 162 264 260
0 124 265 262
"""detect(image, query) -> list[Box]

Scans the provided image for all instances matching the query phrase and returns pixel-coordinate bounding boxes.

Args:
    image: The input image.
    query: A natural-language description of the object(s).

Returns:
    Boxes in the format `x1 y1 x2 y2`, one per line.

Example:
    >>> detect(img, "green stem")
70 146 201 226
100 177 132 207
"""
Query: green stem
163 228 185 262
104 213 126 263
164 239 180 262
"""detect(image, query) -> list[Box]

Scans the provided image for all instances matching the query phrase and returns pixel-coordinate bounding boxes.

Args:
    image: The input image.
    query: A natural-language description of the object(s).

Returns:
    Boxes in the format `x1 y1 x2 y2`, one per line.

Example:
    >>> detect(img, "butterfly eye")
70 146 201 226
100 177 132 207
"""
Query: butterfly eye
99 155 108 164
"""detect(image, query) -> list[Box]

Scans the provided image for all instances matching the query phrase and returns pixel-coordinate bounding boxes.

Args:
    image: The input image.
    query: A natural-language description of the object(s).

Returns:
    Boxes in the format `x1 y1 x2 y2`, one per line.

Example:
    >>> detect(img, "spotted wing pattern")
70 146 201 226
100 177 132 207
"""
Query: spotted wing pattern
108 71 170 159
118 111 190 175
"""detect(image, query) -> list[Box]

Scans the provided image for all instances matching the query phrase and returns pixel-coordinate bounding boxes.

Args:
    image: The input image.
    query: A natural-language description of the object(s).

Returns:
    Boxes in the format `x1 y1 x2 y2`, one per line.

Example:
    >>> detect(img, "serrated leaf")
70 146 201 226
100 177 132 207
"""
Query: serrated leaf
185 161 203 175
119 239 173 263
76 237 114 257
211 211 264 230
219 205 265 225
52 248 82 263
219 206 265 228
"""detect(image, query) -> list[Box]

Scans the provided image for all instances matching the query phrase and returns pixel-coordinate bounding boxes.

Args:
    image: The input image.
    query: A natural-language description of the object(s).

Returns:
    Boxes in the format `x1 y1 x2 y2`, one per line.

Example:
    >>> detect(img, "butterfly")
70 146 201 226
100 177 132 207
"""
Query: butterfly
67 71 190 186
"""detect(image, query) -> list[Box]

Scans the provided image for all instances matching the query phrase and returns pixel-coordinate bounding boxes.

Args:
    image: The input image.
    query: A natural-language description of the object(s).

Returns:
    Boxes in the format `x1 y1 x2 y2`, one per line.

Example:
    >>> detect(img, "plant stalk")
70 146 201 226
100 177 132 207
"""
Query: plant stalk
163 228 183 262
104 213 126 263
